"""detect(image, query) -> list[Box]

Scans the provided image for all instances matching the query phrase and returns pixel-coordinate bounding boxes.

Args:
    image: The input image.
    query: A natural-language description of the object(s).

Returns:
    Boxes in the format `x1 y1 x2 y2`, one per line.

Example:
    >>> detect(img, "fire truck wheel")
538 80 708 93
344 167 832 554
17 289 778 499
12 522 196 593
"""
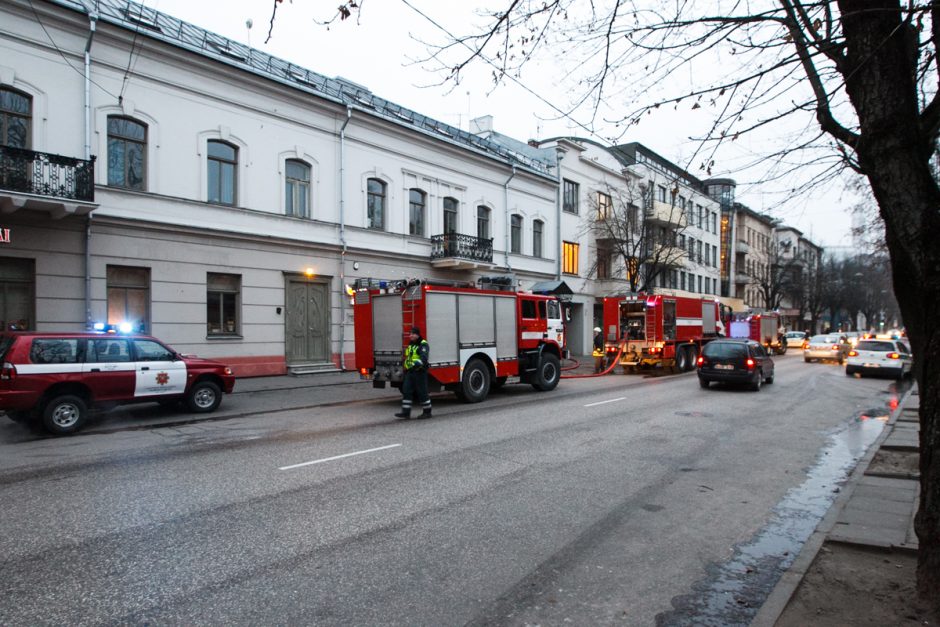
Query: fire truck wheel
186 380 222 413
532 353 561 391
675 348 689 372
41 395 88 435
459 359 491 403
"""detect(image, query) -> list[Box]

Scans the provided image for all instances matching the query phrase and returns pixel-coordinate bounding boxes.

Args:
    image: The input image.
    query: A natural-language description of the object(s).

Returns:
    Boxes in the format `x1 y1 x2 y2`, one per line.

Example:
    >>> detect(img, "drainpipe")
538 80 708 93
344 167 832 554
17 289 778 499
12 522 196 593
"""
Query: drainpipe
555 147 565 280
83 10 98 329
503 166 516 272
338 106 352 370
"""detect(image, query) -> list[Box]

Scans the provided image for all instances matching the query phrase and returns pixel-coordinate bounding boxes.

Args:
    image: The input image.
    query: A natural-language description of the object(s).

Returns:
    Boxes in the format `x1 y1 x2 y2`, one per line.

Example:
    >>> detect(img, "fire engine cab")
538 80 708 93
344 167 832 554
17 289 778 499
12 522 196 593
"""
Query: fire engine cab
353 277 566 403
601 293 723 372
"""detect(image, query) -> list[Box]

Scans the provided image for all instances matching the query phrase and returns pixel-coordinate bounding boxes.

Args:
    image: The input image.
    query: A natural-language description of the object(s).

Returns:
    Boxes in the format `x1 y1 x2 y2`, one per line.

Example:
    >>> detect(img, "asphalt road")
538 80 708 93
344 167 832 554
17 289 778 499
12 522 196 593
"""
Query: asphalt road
0 354 905 625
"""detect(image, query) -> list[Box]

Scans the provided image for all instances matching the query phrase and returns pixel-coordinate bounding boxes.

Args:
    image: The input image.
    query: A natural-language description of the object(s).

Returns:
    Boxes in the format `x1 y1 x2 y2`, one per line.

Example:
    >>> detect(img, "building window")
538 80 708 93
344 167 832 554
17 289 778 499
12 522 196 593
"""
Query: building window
533 219 543 258
107 116 146 190
658 185 667 202
596 242 611 279
409 188 426 236
697 240 703 264
597 191 612 220
107 265 150 333
688 237 695 260
0 257 34 331
367 178 387 229
285 159 311 218
443 196 458 234
563 241 579 275
510 214 523 253
680 271 686 291
697 275 703 293
0 87 31 148
207 140 237 205
563 179 579 214
207 273 241 335
697 204 704 228
477 205 490 240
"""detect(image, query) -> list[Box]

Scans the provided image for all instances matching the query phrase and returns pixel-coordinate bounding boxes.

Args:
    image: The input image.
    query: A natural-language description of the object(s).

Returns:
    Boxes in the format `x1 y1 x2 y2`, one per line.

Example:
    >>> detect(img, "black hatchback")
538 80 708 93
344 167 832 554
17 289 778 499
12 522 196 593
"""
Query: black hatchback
697 339 775 391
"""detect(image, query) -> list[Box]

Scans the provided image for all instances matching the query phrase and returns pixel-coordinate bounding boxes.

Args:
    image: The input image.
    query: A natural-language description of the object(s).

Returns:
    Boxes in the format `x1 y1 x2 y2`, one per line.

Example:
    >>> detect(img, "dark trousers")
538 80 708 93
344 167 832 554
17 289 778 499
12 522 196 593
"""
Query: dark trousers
401 369 431 413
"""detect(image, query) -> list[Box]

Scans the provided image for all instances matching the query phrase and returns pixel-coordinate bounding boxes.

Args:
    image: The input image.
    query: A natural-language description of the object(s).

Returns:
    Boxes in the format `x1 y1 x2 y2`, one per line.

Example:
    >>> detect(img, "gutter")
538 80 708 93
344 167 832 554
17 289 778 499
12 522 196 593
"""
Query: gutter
83 7 97 329
503 166 516 271
338 106 352 370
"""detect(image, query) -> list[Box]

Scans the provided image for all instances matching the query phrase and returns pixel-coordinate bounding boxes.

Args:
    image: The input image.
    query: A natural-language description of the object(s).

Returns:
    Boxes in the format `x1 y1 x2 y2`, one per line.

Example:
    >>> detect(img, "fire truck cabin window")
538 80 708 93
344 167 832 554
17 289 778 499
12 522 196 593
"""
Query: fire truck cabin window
538 300 546 319
521 300 536 318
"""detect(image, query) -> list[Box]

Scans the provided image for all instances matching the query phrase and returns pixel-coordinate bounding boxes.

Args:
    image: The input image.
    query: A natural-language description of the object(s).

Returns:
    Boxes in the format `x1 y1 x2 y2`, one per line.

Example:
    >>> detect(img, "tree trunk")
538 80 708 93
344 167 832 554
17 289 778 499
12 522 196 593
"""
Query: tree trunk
839 0 940 610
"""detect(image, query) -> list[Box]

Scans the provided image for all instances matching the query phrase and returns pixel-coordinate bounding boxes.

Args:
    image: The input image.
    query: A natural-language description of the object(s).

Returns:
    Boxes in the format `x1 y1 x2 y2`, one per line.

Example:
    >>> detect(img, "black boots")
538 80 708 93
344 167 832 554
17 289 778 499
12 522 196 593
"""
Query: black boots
394 410 410 419
419 409 432 419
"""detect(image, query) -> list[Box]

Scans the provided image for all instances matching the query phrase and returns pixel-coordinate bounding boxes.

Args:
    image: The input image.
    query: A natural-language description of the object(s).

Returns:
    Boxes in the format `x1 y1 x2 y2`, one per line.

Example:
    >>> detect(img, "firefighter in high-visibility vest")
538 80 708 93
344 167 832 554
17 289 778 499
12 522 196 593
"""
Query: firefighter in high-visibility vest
395 326 432 419
593 327 606 373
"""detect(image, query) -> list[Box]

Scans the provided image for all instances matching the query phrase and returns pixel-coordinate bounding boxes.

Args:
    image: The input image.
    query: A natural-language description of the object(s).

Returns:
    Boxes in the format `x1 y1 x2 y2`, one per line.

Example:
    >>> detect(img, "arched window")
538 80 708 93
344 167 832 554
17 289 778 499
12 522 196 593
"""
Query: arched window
443 197 458 234
0 86 31 148
409 188 426 236
207 140 237 205
367 178 386 229
476 205 490 240
510 214 523 253
285 159 311 218
107 116 146 190
532 219 544 258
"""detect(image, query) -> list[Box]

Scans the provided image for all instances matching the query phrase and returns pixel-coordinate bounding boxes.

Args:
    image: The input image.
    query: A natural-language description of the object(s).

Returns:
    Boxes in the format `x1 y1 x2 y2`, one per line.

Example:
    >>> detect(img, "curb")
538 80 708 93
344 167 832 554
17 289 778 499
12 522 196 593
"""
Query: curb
750 384 918 627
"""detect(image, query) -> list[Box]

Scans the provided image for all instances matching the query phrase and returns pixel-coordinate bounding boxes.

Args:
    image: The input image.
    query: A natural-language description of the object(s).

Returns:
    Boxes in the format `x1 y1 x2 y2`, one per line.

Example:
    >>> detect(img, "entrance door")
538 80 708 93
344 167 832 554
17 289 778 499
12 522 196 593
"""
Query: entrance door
286 278 330 364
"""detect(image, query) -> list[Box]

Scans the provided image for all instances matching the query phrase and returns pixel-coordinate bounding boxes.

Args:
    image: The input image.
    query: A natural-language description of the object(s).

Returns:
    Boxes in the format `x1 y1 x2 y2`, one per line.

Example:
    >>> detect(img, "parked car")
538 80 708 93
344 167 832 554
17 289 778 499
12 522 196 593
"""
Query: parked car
846 339 913 379
697 338 775 391
783 331 809 350
0 331 236 435
803 334 851 364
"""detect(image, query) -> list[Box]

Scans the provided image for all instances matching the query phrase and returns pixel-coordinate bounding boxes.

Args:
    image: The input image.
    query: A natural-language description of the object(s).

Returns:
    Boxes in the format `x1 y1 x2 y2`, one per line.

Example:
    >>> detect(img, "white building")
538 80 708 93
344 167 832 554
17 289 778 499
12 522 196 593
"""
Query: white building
0 0 559 375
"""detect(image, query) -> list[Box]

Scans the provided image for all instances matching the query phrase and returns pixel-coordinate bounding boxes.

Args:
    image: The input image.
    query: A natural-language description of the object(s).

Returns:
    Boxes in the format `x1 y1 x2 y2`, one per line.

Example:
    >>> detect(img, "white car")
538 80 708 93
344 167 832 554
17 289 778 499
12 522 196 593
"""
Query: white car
783 331 809 349
846 339 913 379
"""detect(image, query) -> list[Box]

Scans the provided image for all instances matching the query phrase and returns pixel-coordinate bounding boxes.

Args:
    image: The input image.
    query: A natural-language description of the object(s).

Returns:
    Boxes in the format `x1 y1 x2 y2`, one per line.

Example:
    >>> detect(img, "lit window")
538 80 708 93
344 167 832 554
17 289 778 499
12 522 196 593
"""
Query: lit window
107 116 146 190
563 241 579 275
597 192 612 220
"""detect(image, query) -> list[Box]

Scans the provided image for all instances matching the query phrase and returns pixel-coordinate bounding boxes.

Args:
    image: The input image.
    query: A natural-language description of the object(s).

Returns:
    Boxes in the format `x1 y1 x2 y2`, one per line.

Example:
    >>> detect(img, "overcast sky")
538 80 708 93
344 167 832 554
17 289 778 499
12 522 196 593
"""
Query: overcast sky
142 0 862 248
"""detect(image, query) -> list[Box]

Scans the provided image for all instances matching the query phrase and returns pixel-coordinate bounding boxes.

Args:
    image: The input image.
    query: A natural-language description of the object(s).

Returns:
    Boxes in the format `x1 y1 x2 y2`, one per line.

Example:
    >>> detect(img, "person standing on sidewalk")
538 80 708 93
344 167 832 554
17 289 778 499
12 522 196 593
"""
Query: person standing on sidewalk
593 327 606 374
395 326 432 419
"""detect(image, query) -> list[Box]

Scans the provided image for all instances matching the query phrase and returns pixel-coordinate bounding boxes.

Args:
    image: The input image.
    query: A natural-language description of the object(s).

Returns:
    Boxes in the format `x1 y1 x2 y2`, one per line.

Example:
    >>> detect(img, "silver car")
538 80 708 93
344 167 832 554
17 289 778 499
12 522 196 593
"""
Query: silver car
803 334 851 364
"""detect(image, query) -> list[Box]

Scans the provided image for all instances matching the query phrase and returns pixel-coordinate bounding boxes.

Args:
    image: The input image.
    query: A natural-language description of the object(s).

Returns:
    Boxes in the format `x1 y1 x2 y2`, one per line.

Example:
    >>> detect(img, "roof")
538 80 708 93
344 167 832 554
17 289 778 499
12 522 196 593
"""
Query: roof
529 280 573 296
50 0 554 180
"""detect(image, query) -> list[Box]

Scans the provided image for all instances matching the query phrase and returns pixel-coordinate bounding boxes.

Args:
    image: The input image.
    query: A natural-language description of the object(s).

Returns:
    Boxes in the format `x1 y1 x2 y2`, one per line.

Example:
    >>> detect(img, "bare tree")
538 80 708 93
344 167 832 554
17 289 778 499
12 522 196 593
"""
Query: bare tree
583 179 687 293
303 0 940 606
744 241 804 311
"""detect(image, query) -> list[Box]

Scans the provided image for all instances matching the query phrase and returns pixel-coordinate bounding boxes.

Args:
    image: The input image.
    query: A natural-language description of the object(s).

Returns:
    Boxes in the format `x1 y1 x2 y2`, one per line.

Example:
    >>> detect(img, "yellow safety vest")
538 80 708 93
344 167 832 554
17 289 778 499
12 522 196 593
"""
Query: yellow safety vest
404 340 428 369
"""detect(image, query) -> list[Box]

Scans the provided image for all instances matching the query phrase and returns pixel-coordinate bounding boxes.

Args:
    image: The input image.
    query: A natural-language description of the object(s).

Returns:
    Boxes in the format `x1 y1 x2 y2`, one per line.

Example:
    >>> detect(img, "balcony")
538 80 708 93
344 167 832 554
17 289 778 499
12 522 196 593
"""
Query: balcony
430 232 495 270
736 240 750 254
735 273 750 284
644 199 687 227
0 146 97 218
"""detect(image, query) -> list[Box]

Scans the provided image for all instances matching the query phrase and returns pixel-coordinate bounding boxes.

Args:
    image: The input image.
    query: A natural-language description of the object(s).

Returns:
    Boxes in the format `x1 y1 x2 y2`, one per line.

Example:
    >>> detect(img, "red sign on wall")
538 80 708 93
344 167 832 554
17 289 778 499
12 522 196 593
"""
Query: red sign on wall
0 229 10 243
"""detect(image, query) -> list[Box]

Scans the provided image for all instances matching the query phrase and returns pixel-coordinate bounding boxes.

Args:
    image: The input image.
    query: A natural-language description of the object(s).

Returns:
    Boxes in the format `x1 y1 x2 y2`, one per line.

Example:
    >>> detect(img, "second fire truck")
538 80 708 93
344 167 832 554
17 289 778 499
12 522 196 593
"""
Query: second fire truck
354 278 566 403
601 293 725 372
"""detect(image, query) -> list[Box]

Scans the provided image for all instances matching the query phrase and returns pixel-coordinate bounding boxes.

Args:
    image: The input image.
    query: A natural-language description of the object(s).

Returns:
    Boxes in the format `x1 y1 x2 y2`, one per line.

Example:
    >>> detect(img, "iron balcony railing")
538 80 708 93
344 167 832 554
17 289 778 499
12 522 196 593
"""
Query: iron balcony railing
0 145 96 202
430 233 494 263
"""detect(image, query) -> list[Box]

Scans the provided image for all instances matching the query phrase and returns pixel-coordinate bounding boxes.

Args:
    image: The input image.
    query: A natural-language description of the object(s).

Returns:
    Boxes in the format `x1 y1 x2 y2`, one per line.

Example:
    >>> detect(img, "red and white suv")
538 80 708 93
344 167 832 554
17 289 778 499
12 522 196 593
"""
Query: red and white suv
0 332 236 435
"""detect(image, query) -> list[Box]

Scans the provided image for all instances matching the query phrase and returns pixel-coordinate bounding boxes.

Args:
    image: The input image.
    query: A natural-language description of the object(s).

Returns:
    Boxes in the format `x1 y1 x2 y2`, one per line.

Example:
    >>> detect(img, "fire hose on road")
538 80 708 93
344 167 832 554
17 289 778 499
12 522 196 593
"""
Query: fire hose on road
560 341 628 379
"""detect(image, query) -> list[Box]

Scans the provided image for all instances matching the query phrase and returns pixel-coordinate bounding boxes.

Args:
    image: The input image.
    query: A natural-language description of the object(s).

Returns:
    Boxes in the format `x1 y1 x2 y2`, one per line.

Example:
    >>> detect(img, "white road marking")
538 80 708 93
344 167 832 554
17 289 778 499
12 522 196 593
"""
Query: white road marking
279 443 402 471
584 397 626 407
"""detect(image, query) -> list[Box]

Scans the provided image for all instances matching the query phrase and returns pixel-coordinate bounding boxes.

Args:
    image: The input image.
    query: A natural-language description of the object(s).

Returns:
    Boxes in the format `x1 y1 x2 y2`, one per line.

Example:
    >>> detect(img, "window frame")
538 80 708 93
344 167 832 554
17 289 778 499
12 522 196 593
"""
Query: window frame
596 191 613 221
409 188 426 236
563 179 580 214
367 178 387 230
206 272 241 337
443 196 459 234
207 139 238 206
510 214 523 254
106 115 147 190
532 219 543 258
285 159 311 218
476 205 490 241
0 86 31 149
106 265 150 333
562 241 580 275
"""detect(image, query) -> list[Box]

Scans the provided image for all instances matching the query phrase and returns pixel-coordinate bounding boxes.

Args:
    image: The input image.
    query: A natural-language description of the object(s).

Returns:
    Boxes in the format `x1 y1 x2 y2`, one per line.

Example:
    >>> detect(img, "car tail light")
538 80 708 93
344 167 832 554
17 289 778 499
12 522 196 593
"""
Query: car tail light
696 356 704 366
848 350 858 357
887 352 900 359
746 358 755 369
0 362 15 381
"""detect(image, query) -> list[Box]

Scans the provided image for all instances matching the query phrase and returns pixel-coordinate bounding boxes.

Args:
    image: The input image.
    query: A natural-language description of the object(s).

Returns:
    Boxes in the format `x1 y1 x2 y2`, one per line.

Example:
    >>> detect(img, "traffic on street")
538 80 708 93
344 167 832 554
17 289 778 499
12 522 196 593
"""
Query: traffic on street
0 351 908 625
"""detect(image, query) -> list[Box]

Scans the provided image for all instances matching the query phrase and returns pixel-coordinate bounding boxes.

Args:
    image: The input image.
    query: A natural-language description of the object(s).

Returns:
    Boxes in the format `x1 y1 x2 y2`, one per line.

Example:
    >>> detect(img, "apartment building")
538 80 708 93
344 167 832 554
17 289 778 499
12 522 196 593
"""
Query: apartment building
0 0 559 375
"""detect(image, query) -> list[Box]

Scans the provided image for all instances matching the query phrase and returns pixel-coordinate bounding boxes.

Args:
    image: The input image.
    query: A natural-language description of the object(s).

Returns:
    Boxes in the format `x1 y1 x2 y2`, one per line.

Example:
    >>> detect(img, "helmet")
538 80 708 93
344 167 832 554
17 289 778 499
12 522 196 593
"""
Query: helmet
593 327 602 333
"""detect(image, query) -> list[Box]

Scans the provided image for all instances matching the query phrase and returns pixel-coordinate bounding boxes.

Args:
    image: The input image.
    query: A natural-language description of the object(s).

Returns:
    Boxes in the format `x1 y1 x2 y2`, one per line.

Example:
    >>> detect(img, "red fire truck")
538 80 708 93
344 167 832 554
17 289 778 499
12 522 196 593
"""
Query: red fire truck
353 278 566 403
600 293 723 372
728 311 787 354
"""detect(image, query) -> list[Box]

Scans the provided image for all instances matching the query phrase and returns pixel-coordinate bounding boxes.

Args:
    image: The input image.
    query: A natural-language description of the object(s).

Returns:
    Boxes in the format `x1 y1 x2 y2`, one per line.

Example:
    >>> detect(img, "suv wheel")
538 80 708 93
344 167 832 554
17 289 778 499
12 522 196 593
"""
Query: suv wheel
186 380 222 413
42 395 88 435
750 371 762 392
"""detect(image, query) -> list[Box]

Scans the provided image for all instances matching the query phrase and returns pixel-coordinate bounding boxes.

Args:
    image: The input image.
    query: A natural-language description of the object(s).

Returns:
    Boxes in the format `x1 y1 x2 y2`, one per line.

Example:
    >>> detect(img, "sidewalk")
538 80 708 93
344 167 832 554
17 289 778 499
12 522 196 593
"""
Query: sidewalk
753 382 926 626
